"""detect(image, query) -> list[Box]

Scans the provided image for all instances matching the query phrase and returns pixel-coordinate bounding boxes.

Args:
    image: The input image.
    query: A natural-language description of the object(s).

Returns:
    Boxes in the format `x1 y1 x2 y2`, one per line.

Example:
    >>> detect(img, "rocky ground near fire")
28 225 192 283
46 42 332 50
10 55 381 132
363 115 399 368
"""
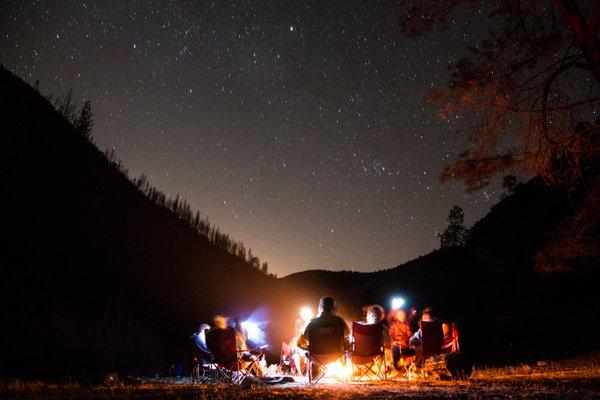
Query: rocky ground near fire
2 355 599 399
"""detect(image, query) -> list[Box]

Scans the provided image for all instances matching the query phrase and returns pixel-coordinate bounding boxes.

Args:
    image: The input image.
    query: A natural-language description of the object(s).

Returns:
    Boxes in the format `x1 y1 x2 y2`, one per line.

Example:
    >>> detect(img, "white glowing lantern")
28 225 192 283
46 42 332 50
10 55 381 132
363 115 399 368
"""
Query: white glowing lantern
391 297 405 310
300 307 314 321
241 320 262 343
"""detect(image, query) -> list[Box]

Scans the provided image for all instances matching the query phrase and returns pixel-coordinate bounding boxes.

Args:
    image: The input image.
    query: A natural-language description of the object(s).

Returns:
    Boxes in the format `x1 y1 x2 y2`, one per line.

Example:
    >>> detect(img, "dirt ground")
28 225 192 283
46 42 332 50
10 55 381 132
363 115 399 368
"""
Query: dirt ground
2 356 599 399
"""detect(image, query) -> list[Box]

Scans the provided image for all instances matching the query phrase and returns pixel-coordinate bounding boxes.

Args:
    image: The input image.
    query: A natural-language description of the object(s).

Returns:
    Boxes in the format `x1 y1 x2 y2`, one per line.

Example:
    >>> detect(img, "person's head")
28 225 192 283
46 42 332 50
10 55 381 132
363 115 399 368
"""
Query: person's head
366 304 385 324
421 307 433 322
396 309 408 323
213 315 229 329
199 323 210 333
318 296 335 314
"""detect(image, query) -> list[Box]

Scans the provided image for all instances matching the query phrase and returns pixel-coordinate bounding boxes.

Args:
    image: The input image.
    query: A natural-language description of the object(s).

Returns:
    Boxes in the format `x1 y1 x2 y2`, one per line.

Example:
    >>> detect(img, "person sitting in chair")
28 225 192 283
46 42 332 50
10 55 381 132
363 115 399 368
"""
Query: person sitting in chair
233 317 263 377
297 296 350 351
409 307 437 346
359 304 390 345
289 308 312 376
212 314 229 331
409 307 445 364
363 304 386 325
191 323 212 363
388 309 415 370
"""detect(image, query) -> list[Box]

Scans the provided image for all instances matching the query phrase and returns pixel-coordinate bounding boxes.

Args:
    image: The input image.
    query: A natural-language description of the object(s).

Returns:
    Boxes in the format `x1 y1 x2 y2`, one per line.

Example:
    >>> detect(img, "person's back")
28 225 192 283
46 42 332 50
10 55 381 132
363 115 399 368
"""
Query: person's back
298 296 349 352
205 315 238 363
388 310 412 348
304 312 346 349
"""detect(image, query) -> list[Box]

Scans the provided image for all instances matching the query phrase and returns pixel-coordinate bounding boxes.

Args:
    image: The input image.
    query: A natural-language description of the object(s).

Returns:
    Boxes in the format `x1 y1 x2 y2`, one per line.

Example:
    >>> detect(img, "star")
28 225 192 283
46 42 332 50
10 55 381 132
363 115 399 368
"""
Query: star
3 0 499 275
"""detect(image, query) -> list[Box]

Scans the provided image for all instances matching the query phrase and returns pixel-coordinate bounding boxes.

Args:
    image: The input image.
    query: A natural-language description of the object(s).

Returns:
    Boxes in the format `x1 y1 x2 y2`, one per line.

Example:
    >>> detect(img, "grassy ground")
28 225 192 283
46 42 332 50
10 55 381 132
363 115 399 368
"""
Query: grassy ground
2 356 599 399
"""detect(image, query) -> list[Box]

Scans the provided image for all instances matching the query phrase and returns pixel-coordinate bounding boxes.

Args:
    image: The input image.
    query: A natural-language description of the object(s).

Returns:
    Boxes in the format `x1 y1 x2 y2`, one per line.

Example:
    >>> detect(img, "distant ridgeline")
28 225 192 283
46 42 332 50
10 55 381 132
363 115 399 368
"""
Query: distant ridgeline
96 150 274 277
119 160 273 277
48 74 273 278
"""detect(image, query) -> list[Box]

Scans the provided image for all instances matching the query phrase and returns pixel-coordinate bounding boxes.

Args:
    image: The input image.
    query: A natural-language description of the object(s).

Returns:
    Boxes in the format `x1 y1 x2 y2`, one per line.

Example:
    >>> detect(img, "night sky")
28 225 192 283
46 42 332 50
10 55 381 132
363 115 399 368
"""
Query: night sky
1 1 500 276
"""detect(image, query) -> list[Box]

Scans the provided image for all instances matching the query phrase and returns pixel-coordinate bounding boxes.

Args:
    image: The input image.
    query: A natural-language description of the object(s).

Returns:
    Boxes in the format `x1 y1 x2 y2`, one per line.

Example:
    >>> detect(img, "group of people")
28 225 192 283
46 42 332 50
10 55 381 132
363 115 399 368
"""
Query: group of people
190 315 265 376
287 296 456 375
190 296 456 378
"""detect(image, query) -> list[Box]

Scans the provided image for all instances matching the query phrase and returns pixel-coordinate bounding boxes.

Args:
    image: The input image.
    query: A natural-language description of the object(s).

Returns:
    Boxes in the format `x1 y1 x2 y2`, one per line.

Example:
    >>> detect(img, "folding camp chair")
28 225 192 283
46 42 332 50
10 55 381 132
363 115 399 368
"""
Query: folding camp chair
278 341 293 374
279 340 306 376
305 322 347 384
205 327 257 385
190 357 221 384
349 321 387 381
420 320 444 362
408 320 444 378
442 322 460 353
190 335 218 384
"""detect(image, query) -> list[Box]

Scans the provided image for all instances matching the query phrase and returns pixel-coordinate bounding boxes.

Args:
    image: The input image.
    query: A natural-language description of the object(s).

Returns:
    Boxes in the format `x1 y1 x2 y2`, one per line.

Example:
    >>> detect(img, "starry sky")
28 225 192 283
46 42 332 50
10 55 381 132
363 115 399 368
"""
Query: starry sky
1 0 501 276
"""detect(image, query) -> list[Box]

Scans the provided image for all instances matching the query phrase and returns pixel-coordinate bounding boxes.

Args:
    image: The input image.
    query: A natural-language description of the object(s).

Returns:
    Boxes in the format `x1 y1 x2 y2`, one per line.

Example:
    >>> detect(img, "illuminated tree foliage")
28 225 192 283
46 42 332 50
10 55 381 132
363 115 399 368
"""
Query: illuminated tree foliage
401 1 600 272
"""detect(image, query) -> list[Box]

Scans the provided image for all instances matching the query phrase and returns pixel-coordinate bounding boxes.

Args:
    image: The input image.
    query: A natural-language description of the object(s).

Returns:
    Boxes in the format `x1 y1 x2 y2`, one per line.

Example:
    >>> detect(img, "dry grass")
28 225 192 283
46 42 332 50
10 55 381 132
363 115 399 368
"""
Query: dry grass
1 355 599 399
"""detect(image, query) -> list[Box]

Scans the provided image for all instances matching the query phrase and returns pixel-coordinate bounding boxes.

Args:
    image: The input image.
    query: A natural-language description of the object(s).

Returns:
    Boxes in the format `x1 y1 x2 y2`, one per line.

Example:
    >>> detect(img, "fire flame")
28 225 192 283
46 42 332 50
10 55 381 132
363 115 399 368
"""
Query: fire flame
325 360 352 380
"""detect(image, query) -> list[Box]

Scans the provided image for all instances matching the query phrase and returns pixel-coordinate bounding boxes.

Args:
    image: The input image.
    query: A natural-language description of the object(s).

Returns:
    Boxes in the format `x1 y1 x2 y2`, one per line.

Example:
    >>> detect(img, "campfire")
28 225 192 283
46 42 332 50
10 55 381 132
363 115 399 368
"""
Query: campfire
325 360 353 381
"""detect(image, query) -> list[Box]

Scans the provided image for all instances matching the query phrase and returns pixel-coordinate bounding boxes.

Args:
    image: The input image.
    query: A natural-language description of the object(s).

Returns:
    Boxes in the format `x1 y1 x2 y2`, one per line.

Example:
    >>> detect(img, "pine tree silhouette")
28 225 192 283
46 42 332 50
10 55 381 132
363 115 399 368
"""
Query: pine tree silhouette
501 175 520 199
74 100 94 140
438 205 470 249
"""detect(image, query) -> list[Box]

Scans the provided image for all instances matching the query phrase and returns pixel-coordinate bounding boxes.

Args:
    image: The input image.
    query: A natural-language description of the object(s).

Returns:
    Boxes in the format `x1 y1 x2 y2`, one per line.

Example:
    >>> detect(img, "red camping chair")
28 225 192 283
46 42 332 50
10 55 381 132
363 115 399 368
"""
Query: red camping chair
305 322 347 383
402 320 445 379
442 322 460 353
349 321 387 381
205 327 257 385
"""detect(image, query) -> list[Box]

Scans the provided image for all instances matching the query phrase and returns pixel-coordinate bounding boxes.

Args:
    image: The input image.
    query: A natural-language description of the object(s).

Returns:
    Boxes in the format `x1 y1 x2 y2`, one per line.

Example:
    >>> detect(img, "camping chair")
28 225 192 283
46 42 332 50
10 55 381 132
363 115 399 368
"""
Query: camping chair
279 340 306 376
278 341 293 374
349 321 387 381
442 322 460 353
205 327 257 385
305 322 347 384
190 357 220 384
190 336 215 384
420 320 444 362
409 320 444 378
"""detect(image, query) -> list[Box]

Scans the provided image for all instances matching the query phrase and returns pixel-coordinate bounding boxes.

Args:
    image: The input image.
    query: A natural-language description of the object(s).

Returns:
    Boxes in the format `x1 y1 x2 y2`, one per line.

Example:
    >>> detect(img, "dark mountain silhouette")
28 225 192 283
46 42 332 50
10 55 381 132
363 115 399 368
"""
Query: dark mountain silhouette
0 66 277 379
277 180 599 362
1 66 597 381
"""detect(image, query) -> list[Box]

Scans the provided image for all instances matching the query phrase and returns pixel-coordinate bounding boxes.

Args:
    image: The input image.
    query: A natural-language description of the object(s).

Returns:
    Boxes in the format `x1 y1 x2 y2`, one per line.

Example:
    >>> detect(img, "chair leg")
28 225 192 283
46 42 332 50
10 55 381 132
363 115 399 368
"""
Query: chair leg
309 359 328 384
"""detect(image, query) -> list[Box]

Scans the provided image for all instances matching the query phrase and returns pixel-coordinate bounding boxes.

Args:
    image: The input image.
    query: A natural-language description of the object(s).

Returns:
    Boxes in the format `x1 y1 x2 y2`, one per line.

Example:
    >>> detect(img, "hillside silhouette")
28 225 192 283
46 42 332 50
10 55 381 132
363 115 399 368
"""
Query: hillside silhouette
0 66 277 379
1 66 597 381
278 180 599 362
